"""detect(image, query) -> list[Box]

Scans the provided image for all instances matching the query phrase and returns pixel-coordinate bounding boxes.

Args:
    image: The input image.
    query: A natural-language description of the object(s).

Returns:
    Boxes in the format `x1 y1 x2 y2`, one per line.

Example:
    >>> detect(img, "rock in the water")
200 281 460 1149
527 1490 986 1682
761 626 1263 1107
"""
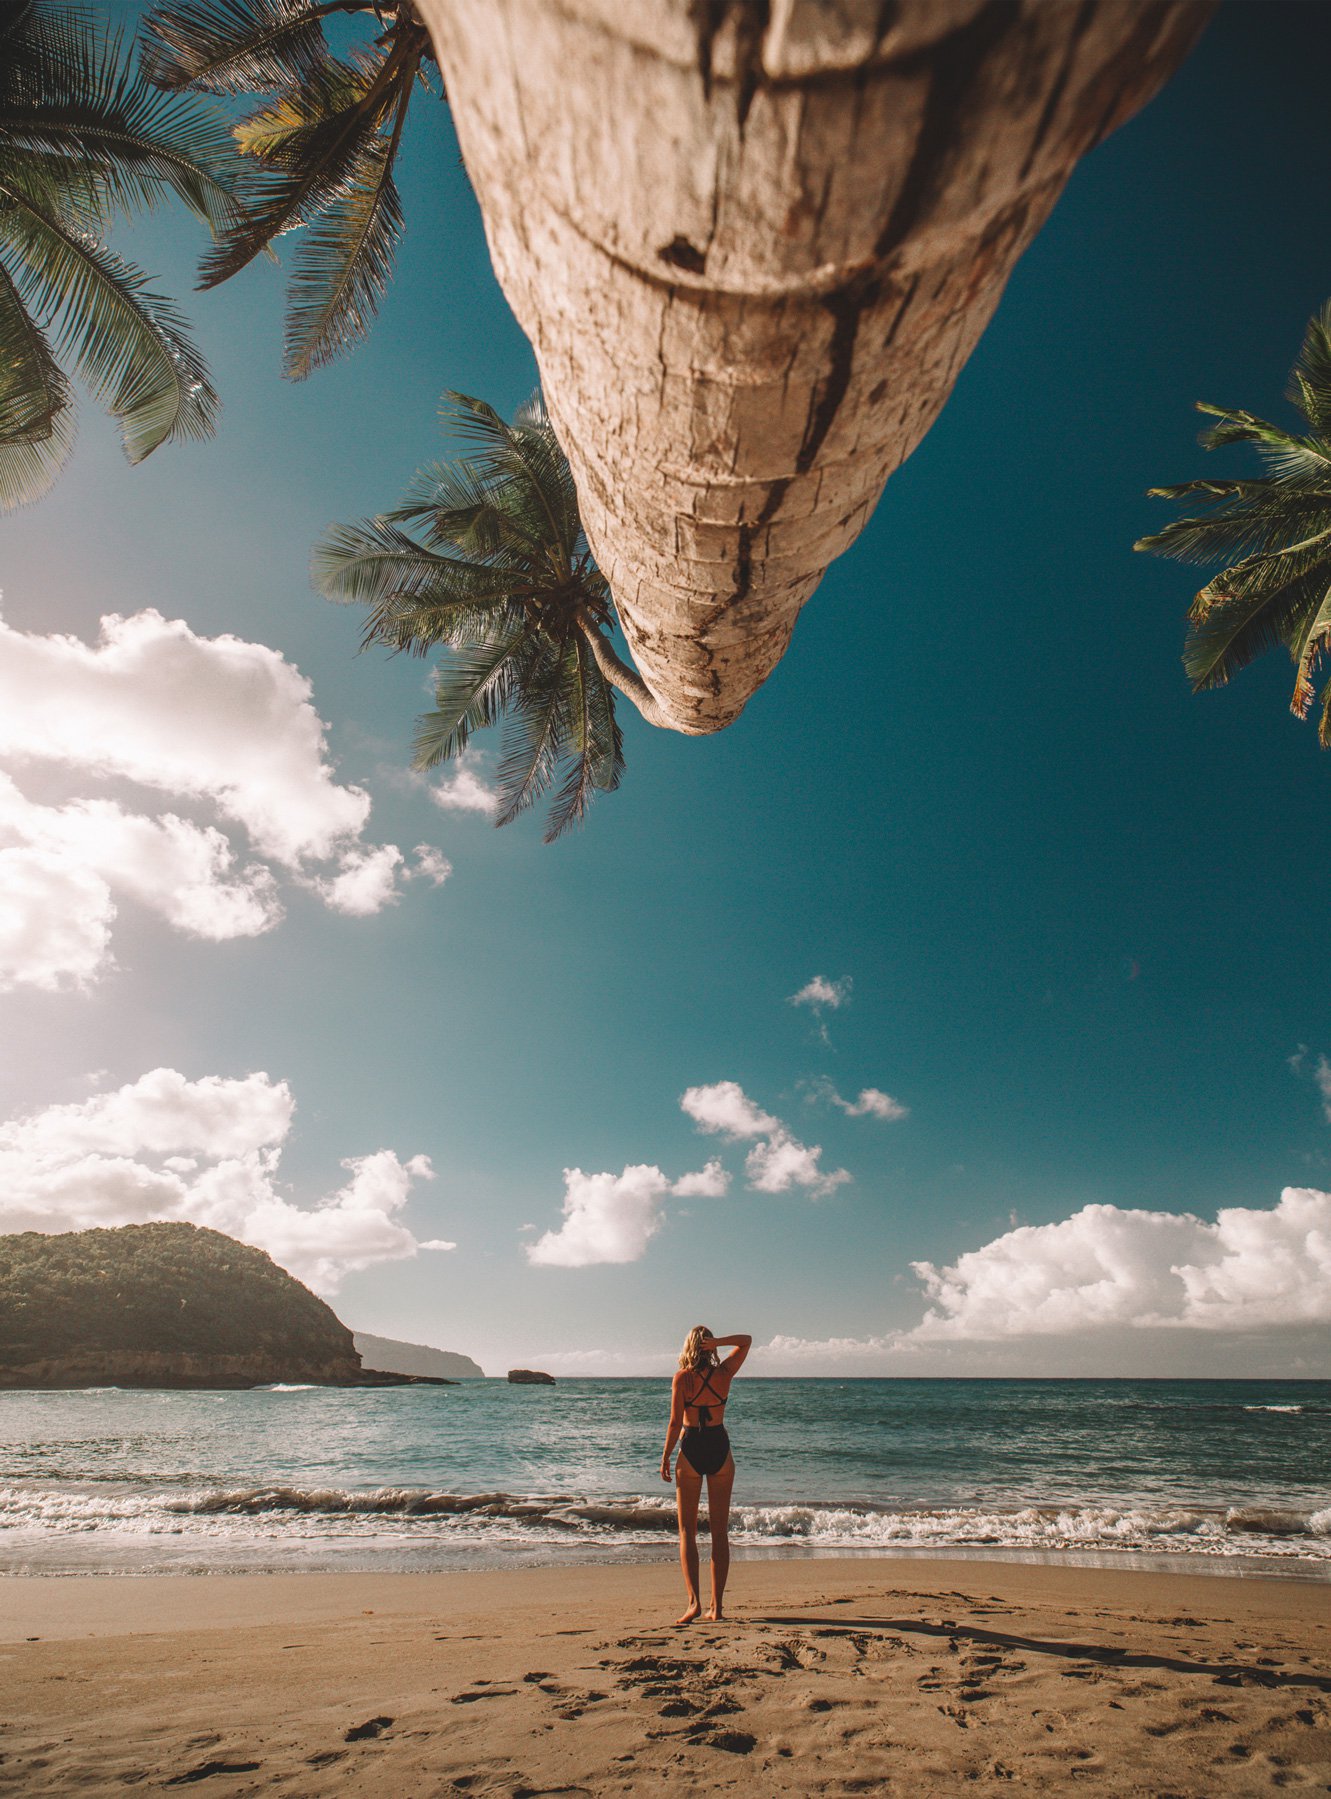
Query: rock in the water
507 1368 556 1385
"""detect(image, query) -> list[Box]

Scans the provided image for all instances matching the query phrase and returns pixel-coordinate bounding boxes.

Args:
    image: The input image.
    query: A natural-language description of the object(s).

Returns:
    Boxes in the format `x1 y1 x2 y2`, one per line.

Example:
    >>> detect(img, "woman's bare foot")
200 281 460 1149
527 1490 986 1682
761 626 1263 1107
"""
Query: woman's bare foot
703 1607 724 1622
674 1603 701 1625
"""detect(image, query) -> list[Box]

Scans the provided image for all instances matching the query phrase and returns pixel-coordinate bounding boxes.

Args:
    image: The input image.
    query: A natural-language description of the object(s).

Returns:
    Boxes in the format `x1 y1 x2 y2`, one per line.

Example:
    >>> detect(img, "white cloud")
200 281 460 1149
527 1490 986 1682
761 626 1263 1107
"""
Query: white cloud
0 845 113 990
525 1164 671 1267
309 843 403 917
408 844 452 885
909 1189 1331 1340
1315 1055 1331 1121
430 752 500 816
672 1159 730 1198
745 1130 850 1199
0 1068 449 1294
680 1080 780 1140
789 975 851 1011
681 1081 850 1200
760 1332 904 1364
816 1081 909 1121
0 609 431 990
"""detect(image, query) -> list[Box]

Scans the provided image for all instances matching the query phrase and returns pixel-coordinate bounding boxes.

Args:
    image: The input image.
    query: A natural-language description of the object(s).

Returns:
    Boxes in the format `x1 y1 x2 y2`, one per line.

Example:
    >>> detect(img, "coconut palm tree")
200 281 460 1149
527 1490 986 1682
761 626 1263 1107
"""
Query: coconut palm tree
414 0 1209 734
0 0 234 509
1136 301 1331 743
142 0 437 380
314 391 667 840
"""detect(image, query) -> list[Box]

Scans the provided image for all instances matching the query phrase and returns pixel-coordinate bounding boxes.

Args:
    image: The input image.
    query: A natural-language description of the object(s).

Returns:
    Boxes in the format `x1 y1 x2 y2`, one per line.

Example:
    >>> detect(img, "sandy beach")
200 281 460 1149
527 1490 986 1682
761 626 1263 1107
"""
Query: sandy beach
1 1556 1328 1795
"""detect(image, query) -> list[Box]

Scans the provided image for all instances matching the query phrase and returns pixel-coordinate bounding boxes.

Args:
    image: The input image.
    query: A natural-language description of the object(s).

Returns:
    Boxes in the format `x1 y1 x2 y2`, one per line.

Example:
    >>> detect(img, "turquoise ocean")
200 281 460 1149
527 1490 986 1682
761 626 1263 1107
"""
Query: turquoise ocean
2 1379 1329 1579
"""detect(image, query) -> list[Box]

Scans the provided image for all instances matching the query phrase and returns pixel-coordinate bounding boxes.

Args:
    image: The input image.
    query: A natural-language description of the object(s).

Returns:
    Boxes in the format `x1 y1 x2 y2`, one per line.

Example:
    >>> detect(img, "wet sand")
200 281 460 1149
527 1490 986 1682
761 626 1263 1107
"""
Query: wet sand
1 1557 1328 1794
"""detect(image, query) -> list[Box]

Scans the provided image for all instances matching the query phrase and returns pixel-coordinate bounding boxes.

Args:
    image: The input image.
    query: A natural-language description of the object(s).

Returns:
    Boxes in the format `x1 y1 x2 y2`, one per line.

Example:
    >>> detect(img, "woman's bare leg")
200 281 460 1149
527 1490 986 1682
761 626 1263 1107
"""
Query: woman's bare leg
704 1456 735 1621
674 1461 703 1623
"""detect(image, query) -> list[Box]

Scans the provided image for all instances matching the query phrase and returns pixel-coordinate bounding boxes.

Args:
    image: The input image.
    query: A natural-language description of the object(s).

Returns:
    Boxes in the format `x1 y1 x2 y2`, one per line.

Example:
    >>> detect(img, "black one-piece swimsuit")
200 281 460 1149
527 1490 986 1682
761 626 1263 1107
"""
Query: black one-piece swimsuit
679 1370 731 1477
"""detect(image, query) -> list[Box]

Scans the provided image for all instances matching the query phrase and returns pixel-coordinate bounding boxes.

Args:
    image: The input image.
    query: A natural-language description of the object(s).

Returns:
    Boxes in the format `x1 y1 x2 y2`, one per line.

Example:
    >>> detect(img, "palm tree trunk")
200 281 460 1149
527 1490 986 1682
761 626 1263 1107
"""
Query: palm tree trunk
576 611 669 729
418 0 1211 734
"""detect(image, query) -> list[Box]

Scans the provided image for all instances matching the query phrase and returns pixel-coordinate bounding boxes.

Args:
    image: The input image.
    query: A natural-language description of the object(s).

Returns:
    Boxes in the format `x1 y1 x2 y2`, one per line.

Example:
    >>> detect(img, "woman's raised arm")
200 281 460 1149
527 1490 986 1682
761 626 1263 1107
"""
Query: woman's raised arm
706 1333 752 1375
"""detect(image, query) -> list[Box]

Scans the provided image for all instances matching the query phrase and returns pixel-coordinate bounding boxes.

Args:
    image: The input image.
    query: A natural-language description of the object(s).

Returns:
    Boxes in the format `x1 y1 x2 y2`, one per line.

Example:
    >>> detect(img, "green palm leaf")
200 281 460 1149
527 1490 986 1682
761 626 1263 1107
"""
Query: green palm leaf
1288 301 1331 437
1139 298 1331 742
0 251 73 506
0 172 218 459
0 0 223 505
283 127 401 377
141 0 336 96
412 623 542 767
325 389 630 839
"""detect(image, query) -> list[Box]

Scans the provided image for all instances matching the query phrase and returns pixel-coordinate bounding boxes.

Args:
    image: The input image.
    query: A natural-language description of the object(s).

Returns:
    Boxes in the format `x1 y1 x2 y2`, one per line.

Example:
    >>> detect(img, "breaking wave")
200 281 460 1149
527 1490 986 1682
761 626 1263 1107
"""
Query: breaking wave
2 1482 1329 1566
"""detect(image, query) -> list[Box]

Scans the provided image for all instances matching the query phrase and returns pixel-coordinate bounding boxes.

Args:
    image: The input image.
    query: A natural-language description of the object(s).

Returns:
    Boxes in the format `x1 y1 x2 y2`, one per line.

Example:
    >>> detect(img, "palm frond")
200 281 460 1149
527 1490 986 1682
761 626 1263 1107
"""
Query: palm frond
327 388 628 838
1182 571 1320 693
412 622 542 766
141 0 335 97
440 388 577 566
0 252 74 507
0 175 218 459
1289 579 1331 717
2 40 240 233
494 628 573 828
1288 301 1331 437
1136 499 1331 567
314 517 531 614
198 83 386 287
283 126 401 377
542 632 624 840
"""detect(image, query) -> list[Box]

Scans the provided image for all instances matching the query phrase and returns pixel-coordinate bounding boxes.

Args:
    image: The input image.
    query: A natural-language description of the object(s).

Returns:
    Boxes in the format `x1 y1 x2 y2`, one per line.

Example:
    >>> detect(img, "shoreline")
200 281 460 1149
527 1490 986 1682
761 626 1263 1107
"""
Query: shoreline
3 1556 1328 1794
4 1539 1331 1585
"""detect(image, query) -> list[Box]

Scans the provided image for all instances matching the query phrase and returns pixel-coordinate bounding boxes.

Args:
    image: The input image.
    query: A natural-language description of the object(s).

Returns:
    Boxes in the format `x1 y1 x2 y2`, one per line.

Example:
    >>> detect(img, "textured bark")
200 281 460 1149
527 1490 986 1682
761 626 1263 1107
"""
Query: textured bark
420 0 1211 733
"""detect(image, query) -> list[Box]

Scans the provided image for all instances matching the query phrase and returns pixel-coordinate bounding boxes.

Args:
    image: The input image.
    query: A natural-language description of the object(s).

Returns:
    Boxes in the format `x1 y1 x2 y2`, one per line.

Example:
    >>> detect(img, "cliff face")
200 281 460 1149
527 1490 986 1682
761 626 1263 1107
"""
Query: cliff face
353 1332 485 1380
0 1222 362 1388
0 1350 356 1391
419 0 1211 733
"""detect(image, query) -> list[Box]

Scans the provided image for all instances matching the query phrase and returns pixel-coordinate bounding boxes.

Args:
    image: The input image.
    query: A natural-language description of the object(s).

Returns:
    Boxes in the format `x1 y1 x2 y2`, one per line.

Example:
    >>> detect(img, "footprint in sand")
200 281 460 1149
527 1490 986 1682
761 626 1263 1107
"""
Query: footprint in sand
344 1716 394 1741
164 1760 263 1785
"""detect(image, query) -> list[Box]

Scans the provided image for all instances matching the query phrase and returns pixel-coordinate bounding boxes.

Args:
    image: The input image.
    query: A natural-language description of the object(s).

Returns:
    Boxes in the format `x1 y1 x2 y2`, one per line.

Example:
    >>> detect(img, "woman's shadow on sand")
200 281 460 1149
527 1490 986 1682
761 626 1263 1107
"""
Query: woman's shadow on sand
753 1615 1331 1693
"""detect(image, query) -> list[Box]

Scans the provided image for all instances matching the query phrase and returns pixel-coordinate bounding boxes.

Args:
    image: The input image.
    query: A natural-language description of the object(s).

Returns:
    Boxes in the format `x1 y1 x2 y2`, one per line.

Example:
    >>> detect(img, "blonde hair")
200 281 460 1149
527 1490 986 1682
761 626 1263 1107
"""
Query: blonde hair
678 1325 718 1374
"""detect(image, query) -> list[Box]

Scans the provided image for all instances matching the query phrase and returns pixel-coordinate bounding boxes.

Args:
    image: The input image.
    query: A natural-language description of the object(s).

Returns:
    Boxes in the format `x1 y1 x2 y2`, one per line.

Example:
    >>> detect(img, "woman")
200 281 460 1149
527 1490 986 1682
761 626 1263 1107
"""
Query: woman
660 1326 751 1624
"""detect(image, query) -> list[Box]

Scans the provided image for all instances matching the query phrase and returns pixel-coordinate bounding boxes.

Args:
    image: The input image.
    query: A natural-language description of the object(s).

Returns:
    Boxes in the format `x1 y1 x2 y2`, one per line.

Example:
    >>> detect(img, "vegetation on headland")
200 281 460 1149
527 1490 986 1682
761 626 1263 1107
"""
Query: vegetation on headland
0 0 234 508
0 1221 360 1380
1137 299 1331 742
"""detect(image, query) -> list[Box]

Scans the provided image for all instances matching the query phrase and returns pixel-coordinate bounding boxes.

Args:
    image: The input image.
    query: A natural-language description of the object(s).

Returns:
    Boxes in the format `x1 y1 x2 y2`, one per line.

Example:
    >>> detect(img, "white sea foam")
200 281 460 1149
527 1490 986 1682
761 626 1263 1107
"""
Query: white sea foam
2 1484 1329 1567
1243 1404 1304 1413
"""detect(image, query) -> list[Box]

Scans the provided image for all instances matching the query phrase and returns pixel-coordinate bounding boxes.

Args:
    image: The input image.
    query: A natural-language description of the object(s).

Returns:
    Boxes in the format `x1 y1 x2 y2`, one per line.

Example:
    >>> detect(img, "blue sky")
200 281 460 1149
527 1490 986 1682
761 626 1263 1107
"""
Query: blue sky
2 4 1331 1375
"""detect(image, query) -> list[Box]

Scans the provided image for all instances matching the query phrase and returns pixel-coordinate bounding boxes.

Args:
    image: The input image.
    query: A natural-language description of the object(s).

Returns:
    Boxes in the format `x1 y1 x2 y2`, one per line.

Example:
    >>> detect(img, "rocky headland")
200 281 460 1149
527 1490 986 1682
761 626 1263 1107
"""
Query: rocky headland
0 1223 457 1390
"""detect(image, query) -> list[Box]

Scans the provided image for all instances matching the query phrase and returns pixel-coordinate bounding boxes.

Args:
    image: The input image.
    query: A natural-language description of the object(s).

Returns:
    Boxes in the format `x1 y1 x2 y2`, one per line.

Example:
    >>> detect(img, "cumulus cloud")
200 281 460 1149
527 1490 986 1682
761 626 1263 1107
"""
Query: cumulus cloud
0 610 443 990
0 845 114 990
814 1080 909 1121
681 1080 849 1200
407 845 452 886
789 975 851 1011
430 752 500 816
671 1159 731 1198
0 1067 449 1293
525 1165 672 1267
745 1130 850 1199
680 1081 780 1140
308 843 404 917
1315 1055 1331 1121
909 1190 1331 1340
